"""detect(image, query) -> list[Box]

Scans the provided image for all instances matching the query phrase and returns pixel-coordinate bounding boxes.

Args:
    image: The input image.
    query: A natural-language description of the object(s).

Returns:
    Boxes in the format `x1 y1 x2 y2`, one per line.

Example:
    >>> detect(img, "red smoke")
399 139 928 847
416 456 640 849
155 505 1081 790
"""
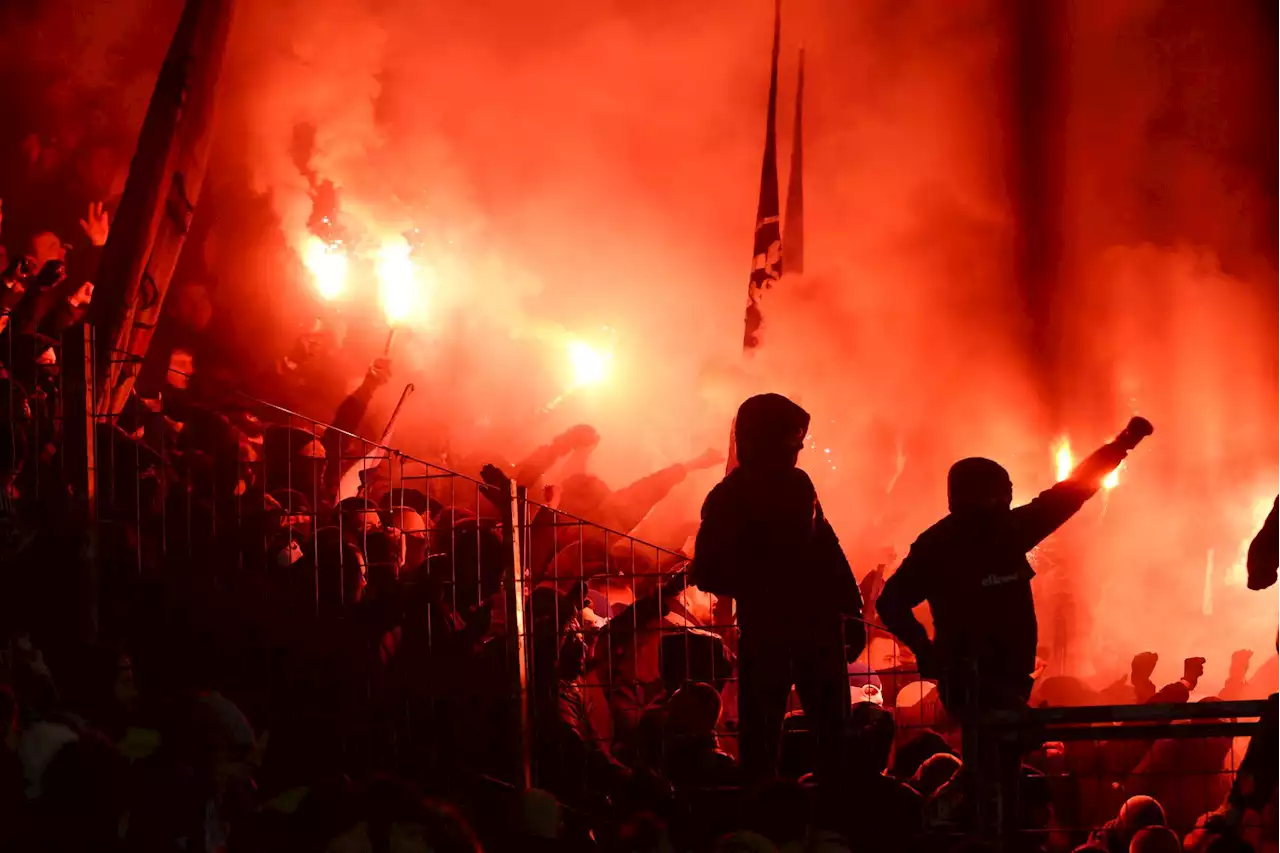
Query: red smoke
1 0 1274 690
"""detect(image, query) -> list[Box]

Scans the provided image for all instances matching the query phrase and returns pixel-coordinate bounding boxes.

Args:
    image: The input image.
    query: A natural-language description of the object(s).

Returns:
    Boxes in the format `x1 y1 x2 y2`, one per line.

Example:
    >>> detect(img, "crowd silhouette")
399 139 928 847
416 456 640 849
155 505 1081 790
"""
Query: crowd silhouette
0 193 1275 853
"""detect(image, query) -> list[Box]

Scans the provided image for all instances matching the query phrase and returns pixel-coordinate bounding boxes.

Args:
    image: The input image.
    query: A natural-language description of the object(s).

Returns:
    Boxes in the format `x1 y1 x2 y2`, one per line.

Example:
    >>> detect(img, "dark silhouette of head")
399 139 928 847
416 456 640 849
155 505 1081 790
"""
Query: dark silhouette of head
364 529 404 590
947 457 1013 513
1128 826 1181 853
305 526 366 617
846 702 896 775
734 394 809 471
665 682 723 736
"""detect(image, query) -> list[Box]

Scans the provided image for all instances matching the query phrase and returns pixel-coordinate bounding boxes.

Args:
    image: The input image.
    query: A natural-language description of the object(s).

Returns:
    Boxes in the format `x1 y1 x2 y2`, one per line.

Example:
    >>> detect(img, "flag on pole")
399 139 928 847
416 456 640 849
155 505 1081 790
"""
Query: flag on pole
91 0 234 418
741 0 783 352
783 49 804 275
728 0 786 473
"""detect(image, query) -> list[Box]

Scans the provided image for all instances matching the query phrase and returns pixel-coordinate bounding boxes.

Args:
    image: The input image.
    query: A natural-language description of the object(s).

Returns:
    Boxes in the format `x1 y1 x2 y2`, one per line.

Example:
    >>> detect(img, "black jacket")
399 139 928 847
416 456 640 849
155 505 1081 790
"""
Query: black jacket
692 465 863 643
878 439 1131 707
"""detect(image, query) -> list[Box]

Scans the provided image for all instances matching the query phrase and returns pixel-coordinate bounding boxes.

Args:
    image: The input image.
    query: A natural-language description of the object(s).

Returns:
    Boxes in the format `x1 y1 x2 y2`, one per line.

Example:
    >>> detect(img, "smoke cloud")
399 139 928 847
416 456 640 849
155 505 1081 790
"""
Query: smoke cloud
0 0 1274 689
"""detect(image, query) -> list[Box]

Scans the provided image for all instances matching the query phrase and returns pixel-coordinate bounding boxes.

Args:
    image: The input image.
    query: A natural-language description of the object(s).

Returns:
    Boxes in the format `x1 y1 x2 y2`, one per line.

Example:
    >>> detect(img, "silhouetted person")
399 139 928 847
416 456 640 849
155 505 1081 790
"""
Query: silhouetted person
692 393 864 788
1246 497 1277 592
835 703 925 849
878 416 1153 832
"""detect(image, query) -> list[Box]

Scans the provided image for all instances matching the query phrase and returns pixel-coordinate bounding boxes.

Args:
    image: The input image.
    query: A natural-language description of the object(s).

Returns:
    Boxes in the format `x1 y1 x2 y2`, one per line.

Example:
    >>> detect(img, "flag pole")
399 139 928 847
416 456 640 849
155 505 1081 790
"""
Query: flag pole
718 0 784 647
783 47 805 276
726 0 785 477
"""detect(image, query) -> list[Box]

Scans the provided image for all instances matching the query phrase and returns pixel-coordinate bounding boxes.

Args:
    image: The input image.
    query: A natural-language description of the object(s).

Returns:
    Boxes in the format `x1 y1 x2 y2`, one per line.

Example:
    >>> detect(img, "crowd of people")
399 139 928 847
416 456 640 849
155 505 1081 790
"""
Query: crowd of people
0 193 1276 853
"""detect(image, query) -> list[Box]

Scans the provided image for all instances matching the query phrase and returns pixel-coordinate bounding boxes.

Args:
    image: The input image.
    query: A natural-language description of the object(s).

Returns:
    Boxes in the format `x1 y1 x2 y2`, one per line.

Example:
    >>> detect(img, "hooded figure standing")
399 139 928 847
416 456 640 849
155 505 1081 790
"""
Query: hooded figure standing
692 394 865 786
877 415 1154 832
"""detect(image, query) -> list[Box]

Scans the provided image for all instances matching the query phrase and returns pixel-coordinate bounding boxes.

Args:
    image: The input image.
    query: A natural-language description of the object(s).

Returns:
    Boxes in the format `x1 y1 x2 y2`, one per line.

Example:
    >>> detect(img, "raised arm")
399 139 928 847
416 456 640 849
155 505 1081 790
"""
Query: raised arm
512 424 598 489
322 358 391 494
1012 417 1153 551
597 448 724 535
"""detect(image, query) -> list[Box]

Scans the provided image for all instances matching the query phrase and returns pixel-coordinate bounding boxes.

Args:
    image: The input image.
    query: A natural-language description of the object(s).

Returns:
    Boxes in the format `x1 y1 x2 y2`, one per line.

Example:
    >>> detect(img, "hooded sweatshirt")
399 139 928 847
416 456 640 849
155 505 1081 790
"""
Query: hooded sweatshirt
878 437 1132 708
692 395 862 642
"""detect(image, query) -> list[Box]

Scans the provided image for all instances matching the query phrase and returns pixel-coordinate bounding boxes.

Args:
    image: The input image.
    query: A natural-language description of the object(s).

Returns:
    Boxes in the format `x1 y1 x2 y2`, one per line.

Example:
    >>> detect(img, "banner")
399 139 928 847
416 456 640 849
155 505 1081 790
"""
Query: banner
741 0 783 352
92 0 234 418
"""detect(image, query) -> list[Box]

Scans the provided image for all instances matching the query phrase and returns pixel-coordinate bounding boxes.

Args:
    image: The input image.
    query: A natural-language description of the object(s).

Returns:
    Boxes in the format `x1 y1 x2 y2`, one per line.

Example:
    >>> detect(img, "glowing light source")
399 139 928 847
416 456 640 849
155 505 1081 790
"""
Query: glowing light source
1227 495 1276 587
1055 440 1073 482
303 235 348 301
376 237 426 326
1102 468 1119 490
567 340 612 388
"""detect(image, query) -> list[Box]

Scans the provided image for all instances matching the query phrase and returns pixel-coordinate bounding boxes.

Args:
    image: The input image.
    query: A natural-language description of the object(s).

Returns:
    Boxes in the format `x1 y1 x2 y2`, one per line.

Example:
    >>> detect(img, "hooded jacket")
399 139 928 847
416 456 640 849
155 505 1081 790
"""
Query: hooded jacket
877 438 1133 708
692 395 863 642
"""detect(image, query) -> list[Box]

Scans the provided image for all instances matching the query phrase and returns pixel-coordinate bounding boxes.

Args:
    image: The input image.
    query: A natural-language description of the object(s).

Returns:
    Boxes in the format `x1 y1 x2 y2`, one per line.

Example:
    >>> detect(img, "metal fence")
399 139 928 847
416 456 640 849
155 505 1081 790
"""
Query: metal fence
0 324 1273 849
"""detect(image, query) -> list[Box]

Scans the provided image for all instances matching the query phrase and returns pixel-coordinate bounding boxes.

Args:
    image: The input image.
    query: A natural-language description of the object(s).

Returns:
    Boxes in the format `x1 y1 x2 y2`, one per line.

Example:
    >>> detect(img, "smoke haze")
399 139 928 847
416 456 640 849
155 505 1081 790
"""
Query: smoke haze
0 0 1275 689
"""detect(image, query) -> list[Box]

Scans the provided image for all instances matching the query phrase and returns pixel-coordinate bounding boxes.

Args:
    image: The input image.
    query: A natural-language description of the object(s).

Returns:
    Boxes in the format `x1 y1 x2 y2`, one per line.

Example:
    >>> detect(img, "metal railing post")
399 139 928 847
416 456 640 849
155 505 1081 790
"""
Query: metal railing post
72 323 100 646
506 478 532 789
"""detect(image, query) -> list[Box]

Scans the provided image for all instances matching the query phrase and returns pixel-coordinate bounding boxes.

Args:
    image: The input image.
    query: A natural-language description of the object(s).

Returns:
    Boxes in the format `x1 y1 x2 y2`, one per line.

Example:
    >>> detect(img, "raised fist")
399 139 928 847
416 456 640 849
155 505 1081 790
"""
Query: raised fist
554 424 599 453
365 357 392 388
480 463 511 493
1131 651 1159 683
1229 649 1253 681
1118 416 1154 450
1183 656 1206 689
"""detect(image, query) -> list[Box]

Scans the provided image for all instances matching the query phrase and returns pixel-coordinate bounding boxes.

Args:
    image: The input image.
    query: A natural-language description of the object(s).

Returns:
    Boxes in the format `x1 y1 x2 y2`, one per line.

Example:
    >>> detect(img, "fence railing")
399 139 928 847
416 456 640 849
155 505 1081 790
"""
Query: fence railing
1 323 1272 847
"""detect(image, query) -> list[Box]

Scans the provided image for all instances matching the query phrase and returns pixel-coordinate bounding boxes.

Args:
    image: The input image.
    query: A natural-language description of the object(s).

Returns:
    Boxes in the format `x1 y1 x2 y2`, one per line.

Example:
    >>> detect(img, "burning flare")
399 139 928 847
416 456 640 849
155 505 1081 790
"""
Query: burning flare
303 235 349 301
1055 440 1073 482
567 339 612 388
376 237 426 326
1056 438 1120 489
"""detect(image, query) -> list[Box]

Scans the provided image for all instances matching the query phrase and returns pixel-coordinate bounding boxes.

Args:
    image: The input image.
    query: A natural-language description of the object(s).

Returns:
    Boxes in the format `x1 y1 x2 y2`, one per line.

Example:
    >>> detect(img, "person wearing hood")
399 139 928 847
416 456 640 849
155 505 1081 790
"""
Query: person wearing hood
691 393 864 787
878 417 1153 712
877 416 1153 832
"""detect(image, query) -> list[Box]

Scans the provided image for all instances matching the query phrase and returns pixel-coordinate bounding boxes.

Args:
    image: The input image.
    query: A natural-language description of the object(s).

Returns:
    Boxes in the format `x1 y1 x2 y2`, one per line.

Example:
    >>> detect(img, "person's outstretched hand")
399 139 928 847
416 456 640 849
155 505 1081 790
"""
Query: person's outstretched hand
68 279 94 309
554 423 599 454
1229 649 1253 682
79 201 110 247
364 357 392 388
1183 656 1206 690
1118 416 1154 450
1131 651 1159 683
480 463 511 493
685 448 726 471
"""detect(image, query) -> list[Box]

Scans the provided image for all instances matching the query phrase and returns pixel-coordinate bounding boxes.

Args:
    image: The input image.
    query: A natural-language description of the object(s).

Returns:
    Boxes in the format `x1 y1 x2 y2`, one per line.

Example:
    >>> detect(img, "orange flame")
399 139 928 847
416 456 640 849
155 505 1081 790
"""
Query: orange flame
376 237 426 326
303 235 348 301
1103 468 1119 490
1055 440 1073 482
